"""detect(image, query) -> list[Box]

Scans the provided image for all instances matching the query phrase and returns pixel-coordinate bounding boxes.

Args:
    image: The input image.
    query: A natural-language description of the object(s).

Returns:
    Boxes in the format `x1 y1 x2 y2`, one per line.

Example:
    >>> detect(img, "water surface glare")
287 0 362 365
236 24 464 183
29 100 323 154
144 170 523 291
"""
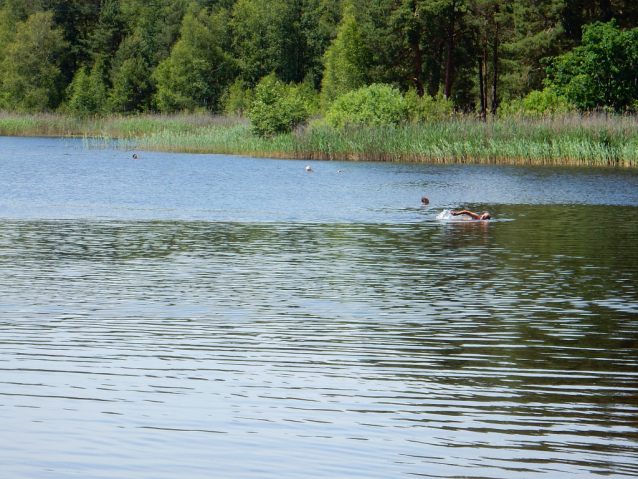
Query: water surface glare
0 137 637 478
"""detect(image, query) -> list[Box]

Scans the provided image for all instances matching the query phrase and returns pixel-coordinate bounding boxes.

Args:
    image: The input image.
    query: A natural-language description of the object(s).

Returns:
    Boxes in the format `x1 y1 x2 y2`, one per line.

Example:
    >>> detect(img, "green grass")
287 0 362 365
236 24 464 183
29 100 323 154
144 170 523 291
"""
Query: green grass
1 111 637 166
0 112 247 138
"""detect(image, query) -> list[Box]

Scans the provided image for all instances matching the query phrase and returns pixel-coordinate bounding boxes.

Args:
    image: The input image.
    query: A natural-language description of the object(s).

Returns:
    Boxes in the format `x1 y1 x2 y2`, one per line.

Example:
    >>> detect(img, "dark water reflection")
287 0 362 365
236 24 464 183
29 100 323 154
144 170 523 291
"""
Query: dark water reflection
1 212 637 478
0 138 637 478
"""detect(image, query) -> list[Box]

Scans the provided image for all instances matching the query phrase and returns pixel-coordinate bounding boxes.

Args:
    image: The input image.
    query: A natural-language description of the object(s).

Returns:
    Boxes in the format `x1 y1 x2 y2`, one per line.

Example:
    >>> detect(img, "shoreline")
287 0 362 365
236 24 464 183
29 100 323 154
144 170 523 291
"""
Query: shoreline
2 112 637 167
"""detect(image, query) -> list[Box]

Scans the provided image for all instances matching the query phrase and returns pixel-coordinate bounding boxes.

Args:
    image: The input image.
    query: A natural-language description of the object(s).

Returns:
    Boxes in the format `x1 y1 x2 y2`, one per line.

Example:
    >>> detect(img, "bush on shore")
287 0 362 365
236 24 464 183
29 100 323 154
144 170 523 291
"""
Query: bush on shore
247 73 312 137
500 89 574 117
323 84 408 129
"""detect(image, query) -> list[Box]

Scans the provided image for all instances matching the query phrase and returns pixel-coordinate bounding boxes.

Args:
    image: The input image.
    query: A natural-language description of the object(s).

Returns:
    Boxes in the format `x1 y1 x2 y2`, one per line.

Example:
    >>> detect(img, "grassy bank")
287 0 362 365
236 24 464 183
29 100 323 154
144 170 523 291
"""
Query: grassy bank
1 112 637 166
0 112 246 138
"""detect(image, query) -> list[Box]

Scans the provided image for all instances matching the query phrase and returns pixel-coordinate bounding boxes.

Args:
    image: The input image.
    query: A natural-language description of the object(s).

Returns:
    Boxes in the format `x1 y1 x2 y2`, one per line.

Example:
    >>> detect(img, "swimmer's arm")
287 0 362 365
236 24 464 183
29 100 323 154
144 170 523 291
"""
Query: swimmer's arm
451 210 480 219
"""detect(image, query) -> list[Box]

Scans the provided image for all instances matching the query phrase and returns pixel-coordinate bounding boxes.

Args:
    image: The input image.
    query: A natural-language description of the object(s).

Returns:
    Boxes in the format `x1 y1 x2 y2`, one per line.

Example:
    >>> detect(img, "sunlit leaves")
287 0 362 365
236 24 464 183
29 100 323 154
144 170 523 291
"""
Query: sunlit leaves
544 21 638 111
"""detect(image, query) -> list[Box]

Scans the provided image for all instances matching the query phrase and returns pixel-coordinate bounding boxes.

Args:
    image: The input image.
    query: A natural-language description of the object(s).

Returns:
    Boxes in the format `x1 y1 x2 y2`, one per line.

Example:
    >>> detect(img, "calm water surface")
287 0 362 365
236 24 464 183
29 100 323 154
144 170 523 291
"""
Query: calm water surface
0 137 637 478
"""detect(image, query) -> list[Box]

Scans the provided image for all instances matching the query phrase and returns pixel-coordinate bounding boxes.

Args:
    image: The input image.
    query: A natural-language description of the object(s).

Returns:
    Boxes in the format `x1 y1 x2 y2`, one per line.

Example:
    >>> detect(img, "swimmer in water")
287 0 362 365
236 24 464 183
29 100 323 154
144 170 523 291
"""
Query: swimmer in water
132 154 138 159
451 210 491 220
306 165 312 172
421 196 429 205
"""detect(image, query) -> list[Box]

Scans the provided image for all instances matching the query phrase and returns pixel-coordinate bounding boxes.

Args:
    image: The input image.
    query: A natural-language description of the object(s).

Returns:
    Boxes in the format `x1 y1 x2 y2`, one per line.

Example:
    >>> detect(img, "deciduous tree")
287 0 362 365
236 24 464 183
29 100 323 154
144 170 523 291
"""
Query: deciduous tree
544 20 638 111
154 6 236 112
321 6 371 104
66 58 107 115
0 12 68 111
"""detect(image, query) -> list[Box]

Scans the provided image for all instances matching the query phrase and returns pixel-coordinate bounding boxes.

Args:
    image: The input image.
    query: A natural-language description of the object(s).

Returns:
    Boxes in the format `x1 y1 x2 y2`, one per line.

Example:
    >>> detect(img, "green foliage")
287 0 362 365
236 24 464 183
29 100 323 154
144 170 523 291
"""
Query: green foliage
229 0 307 84
153 6 236 112
295 78 321 115
298 0 343 87
107 34 152 113
0 8 16 105
560 0 638 41
496 0 564 99
65 59 108 115
321 8 371 104
522 90 568 114
404 88 454 123
1 0 637 117
118 0 187 66
0 12 68 111
222 78 254 116
544 20 638 112
105 2 188 113
0 7 18 55
108 57 149 113
358 0 450 97
500 88 573 116
324 83 408 129
248 73 310 136
84 0 126 67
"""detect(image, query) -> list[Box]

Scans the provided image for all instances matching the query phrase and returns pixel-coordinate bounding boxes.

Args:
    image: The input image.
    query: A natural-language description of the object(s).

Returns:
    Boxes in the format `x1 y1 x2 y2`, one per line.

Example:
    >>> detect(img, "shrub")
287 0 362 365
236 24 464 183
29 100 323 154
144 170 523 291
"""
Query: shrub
248 73 310 137
295 79 321 116
324 84 408 129
222 78 254 117
500 88 573 116
404 88 454 123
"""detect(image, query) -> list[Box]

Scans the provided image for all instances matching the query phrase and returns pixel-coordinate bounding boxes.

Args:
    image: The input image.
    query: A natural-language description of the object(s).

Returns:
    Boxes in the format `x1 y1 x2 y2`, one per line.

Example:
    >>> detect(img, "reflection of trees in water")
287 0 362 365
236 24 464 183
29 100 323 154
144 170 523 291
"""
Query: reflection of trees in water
2 215 637 436
439 219 492 251
2 214 636 378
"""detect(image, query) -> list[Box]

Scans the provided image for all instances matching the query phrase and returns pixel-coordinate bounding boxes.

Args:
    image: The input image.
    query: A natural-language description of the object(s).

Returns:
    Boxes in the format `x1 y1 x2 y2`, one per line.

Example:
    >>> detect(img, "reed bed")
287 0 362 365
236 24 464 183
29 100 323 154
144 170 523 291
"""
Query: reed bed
1 112 637 166
291 119 638 166
0 112 248 139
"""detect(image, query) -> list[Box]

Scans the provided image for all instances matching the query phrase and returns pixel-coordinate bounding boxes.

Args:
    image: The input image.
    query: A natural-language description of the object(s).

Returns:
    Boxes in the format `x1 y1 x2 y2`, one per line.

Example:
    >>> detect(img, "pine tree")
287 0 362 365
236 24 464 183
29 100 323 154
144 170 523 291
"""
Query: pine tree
106 1 189 112
84 0 126 68
230 0 307 84
107 33 152 113
498 0 564 101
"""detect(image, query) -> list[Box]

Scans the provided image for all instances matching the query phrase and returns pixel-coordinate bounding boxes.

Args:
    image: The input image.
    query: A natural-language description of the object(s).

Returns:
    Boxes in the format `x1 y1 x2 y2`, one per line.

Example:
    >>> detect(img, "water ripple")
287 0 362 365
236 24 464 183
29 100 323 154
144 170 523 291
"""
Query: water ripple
0 216 637 478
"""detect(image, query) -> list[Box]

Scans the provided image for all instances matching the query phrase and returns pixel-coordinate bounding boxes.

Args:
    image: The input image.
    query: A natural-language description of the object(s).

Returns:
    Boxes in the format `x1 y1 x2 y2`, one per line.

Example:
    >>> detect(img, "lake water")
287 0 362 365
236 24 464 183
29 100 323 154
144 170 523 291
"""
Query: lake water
1 136 637 478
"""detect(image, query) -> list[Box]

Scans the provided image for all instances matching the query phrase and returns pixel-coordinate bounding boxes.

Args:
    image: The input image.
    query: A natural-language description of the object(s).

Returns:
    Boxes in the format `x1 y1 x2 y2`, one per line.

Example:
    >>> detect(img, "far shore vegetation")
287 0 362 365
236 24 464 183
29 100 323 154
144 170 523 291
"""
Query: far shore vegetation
2 110 637 167
1 2 637 166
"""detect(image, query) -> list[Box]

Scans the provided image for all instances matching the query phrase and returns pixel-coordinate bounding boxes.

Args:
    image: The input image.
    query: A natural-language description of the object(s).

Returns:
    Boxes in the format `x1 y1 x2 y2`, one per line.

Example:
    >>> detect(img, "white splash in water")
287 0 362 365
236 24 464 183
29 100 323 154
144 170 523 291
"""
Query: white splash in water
436 209 455 220
436 209 483 221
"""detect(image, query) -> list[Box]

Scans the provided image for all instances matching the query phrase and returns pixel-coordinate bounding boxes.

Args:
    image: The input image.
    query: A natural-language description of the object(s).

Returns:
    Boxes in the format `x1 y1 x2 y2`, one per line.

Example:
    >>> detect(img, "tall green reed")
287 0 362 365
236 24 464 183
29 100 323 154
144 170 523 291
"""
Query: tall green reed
1 111 637 166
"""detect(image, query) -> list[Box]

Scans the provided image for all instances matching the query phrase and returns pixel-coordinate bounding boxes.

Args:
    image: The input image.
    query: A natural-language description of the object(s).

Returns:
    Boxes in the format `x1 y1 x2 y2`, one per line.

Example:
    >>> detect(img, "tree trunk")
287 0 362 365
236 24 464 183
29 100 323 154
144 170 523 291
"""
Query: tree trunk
599 0 613 23
411 3 425 97
490 20 499 115
478 56 485 120
444 0 456 99
413 45 424 97
483 45 488 117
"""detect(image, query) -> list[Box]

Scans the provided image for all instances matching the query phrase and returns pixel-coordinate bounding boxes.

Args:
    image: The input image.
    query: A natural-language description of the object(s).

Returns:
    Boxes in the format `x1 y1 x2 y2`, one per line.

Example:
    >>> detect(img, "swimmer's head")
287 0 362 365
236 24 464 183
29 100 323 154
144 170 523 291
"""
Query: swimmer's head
421 196 429 205
481 212 491 220
132 154 138 159
305 165 312 172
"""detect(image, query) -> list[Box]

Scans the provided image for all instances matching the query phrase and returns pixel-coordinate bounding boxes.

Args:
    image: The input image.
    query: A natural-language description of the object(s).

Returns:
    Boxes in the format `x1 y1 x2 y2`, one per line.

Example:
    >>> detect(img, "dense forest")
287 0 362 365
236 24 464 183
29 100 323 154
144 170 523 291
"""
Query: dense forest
0 0 637 117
